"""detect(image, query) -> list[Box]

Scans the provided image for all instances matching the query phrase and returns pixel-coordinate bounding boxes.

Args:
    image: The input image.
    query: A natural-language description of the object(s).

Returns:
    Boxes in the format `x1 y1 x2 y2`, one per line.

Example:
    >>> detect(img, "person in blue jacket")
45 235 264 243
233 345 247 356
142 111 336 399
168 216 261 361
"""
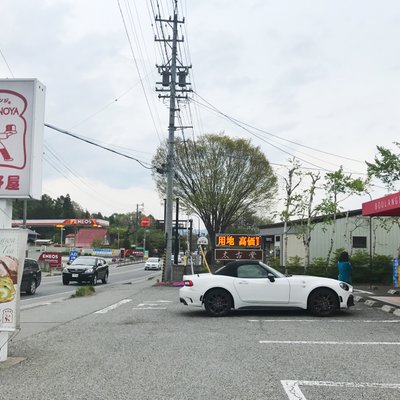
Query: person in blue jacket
337 251 352 284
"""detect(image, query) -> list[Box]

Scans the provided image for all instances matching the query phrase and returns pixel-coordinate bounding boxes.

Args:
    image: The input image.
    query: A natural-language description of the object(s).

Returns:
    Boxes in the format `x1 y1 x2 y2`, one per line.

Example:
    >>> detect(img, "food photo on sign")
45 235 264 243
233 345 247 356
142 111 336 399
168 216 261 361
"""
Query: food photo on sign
0 230 27 332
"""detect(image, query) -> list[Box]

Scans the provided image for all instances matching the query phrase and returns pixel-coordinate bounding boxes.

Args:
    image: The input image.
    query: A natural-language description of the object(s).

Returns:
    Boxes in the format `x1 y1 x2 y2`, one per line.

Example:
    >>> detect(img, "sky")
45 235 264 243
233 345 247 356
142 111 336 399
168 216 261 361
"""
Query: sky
1 0 399 221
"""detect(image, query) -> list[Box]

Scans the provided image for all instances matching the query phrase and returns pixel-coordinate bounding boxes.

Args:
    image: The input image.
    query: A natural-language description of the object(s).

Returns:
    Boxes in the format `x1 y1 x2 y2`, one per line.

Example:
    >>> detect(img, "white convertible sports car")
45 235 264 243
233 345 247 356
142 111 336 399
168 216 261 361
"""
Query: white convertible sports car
179 260 354 317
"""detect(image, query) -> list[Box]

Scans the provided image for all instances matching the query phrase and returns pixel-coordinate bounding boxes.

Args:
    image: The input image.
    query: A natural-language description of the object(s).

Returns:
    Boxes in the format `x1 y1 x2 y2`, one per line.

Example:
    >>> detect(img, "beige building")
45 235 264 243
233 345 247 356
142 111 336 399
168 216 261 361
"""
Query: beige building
260 209 400 265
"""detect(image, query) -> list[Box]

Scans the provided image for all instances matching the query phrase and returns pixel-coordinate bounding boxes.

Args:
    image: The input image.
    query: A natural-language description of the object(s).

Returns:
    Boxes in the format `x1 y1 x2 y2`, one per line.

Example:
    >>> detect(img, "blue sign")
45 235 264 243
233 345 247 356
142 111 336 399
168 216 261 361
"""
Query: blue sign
393 258 399 289
69 250 79 262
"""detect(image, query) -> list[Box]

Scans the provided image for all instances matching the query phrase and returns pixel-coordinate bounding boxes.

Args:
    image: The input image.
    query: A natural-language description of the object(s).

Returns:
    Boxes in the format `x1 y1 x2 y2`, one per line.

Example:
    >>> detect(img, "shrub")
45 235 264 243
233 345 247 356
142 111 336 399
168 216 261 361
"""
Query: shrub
71 285 95 298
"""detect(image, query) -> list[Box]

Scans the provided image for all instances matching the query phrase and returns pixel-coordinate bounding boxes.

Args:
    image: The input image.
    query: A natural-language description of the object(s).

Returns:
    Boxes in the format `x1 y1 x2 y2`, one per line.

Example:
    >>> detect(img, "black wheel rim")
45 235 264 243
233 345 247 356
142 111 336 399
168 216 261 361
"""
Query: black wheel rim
206 293 230 315
312 293 335 315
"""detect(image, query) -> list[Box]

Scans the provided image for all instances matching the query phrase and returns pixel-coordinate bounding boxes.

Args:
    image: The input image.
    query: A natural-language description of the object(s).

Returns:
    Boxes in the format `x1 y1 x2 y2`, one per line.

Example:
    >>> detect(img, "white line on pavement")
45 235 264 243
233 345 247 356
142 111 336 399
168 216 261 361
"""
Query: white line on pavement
95 299 132 314
249 319 400 323
281 380 400 400
260 340 400 345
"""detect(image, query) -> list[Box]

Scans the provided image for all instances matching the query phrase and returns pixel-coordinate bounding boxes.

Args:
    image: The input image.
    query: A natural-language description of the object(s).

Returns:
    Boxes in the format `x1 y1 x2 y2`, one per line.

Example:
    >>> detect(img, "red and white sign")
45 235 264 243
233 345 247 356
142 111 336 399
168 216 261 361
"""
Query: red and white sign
141 217 151 227
362 191 400 217
38 252 62 269
0 79 45 199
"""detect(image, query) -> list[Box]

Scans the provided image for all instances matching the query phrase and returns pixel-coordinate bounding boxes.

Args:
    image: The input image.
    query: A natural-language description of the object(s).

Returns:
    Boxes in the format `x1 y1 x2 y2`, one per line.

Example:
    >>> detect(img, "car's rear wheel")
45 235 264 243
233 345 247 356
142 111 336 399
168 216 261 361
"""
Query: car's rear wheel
204 289 233 317
308 288 339 317
26 279 37 295
102 272 108 284
62 277 69 285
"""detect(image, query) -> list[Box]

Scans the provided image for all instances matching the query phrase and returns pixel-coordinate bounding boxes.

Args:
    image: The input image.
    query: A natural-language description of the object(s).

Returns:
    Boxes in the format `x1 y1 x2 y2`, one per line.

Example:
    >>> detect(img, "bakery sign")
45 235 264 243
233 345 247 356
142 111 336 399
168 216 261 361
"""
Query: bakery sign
0 229 28 332
0 79 46 199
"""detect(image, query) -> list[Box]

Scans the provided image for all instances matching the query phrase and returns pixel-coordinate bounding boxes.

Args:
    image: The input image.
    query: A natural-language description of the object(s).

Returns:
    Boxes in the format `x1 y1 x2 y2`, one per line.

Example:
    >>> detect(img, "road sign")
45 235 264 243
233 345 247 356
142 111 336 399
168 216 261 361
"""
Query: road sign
197 236 208 246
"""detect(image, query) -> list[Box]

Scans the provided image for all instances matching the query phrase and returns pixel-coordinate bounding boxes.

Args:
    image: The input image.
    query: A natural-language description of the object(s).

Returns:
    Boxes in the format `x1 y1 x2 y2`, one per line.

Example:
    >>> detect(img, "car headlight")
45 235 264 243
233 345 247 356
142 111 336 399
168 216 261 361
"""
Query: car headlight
85 268 93 273
339 282 349 291
63 267 69 273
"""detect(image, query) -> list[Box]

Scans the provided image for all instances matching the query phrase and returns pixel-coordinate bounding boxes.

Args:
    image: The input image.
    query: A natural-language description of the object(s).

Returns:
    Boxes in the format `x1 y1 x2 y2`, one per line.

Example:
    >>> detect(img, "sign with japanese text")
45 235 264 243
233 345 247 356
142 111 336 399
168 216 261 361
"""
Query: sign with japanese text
38 252 62 269
0 229 27 332
216 234 261 248
215 249 263 261
0 79 45 199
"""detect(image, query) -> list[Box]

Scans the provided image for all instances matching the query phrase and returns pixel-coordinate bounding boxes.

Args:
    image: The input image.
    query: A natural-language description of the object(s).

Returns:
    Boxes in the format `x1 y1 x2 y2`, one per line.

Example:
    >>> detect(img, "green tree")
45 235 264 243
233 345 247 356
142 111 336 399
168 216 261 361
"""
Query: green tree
152 134 277 252
279 158 303 272
366 142 400 190
317 167 367 267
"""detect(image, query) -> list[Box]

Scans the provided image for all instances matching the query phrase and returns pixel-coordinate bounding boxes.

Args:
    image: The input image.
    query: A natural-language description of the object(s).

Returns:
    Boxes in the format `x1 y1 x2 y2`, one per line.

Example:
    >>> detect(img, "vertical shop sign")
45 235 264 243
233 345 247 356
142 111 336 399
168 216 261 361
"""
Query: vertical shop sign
0 79 45 199
0 229 27 331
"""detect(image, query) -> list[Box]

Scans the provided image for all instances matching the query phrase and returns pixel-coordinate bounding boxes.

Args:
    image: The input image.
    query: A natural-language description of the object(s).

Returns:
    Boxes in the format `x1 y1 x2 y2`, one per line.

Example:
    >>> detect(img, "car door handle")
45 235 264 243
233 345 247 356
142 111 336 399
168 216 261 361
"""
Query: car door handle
237 280 248 284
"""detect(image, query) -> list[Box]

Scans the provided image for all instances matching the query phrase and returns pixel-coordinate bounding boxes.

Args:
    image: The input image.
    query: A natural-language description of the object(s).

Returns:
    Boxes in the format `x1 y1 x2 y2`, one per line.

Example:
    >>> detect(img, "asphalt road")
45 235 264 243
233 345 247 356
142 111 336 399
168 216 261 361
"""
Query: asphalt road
3 280 400 400
20 261 159 309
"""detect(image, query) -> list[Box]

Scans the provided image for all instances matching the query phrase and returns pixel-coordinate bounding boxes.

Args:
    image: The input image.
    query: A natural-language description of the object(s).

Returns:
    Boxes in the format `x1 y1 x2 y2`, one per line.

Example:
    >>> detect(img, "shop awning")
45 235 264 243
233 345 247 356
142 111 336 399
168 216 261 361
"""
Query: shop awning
362 191 400 217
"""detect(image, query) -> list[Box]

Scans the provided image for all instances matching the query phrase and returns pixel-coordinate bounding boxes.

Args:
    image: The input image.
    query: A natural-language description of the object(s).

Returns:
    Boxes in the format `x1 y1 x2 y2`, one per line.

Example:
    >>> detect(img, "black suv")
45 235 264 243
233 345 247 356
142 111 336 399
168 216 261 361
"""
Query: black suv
62 256 109 285
21 258 42 295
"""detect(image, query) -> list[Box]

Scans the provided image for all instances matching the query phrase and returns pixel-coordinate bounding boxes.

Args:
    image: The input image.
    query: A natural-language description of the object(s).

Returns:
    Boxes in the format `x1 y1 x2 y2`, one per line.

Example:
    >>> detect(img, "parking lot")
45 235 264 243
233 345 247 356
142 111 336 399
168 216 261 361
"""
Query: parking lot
3 281 400 399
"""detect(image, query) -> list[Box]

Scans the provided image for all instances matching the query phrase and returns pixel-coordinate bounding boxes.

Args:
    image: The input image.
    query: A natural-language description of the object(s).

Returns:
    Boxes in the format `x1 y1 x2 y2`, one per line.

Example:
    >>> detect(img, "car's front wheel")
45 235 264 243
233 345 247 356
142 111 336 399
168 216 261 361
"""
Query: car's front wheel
308 288 339 317
26 279 37 295
62 277 69 285
91 274 97 286
102 272 108 284
204 289 233 317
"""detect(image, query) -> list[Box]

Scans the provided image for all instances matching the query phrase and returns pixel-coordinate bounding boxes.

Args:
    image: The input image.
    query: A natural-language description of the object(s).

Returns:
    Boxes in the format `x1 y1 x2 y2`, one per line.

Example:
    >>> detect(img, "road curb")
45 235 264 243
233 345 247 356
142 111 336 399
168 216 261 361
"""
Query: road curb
381 305 396 313
364 299 380 307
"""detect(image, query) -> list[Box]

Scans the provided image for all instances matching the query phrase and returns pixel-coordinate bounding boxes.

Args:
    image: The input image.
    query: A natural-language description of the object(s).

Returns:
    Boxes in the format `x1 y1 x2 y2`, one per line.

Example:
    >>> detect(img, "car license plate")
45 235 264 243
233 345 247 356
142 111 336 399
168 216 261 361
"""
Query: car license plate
72 274 78 278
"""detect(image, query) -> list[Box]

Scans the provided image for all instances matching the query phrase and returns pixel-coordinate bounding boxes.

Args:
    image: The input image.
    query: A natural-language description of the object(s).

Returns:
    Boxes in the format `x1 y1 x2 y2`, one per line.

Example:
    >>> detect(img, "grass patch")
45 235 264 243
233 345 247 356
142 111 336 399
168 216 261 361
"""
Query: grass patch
71 285 95 298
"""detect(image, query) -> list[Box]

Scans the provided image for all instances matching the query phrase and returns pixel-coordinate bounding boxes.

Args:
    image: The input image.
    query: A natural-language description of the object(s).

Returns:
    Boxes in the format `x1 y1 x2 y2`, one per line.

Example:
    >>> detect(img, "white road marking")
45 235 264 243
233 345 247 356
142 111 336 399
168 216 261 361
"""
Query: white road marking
281 380 400 400
95 299 132 314
260 340 400 345
249 319 400 323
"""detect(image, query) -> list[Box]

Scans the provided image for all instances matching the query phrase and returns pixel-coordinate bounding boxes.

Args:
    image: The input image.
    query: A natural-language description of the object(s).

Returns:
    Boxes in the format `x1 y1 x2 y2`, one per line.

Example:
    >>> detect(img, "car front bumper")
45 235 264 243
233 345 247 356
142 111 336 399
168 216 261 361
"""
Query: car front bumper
63 272 95 282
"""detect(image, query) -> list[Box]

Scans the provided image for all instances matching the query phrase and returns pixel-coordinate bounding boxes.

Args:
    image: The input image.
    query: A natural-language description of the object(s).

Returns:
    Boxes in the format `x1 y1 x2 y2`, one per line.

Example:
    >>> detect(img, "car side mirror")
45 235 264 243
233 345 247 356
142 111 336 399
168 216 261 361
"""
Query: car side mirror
67 261 71 265
267 273 275 283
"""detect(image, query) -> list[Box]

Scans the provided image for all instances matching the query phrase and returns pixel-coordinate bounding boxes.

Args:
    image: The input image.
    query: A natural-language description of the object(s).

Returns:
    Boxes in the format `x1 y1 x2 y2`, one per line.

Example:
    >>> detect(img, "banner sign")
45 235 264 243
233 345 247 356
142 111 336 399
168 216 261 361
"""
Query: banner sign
393 258 399 289
216 234 261 248
215 249 263 261
0 229 27 332
0 79 45 199
38 252 62 269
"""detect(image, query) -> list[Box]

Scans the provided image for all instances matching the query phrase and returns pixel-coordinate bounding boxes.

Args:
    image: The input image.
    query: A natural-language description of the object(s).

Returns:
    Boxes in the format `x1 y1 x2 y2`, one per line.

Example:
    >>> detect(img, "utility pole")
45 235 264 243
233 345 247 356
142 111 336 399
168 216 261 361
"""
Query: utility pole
155 0 191 281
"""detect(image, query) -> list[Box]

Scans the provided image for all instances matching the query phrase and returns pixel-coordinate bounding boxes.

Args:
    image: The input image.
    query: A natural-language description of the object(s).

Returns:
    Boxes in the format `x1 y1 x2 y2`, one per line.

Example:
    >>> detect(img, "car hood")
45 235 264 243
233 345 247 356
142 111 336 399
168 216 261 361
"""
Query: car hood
68 265 93 270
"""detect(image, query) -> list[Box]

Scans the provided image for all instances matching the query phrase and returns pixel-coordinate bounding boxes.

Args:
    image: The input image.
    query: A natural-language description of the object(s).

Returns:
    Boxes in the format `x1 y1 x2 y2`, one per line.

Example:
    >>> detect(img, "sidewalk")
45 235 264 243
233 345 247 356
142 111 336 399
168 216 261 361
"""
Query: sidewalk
353 284 400 313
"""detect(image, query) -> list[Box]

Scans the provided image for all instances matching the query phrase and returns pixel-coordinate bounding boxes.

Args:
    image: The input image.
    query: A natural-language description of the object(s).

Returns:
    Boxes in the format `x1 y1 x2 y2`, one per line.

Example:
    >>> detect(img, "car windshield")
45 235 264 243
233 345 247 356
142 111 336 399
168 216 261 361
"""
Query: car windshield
147 258 159 262
71 257 96 266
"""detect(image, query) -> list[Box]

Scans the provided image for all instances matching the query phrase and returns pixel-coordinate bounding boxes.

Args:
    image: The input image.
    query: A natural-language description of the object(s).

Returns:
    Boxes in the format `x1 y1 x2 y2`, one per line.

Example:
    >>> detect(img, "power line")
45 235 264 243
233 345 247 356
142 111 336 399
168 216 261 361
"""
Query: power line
44 123 153 169
193 91 364 165
117 0 163 142
0 48 14 78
